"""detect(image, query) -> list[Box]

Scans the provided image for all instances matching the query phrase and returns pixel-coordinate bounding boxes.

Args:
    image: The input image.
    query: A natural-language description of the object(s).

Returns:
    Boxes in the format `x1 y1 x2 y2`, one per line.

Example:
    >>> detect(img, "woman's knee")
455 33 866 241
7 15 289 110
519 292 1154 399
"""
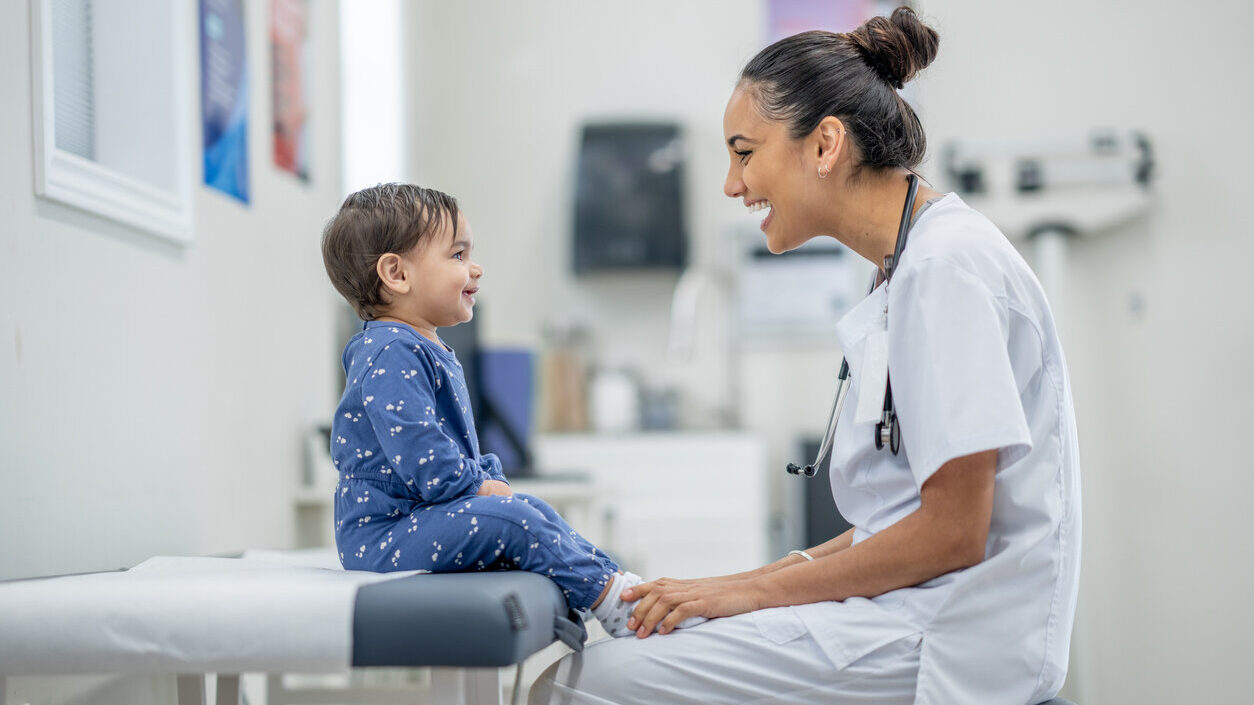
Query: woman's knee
527 659 561 705
528 648 639 705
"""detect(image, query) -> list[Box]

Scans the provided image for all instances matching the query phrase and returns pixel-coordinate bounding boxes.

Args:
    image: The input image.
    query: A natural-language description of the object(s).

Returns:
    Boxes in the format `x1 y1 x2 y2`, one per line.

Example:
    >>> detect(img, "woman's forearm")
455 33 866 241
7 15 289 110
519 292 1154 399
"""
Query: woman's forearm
756 527 856 575
622 455 994 637
754 508 958 607
699 528 858 583
807 527 855 559
752 452 996 609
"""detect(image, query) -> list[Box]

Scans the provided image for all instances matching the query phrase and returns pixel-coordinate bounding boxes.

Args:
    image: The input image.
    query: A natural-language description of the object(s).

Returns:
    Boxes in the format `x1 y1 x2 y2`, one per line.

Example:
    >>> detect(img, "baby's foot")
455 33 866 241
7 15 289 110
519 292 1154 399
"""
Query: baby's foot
591 572 707 638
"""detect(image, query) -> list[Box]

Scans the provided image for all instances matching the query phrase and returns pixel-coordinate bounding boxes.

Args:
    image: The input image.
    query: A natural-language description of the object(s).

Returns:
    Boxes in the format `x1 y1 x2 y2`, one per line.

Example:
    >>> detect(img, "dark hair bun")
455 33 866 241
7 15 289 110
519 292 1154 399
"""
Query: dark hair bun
850 6 938 89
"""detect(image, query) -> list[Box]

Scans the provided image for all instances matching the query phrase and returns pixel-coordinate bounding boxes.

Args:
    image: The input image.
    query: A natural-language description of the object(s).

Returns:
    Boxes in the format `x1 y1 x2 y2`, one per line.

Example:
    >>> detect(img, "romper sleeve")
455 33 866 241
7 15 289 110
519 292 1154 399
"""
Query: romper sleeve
480 452 507 483
360 343 489 502
887 258 1033 489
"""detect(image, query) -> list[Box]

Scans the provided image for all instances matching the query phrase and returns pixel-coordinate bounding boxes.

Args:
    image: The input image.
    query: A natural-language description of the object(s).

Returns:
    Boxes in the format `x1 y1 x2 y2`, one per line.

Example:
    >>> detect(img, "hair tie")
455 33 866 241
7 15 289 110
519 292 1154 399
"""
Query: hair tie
856 45 903 90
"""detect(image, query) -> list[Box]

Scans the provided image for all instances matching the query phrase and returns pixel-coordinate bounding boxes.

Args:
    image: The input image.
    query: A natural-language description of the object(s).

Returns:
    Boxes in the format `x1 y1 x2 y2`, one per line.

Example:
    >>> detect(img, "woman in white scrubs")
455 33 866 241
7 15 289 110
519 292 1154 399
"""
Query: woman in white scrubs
530 7 1080 704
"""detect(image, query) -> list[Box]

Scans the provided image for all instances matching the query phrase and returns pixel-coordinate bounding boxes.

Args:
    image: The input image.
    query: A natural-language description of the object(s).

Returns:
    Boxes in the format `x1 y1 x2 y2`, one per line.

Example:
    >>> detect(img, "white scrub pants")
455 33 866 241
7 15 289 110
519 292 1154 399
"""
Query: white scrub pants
528 613 920 705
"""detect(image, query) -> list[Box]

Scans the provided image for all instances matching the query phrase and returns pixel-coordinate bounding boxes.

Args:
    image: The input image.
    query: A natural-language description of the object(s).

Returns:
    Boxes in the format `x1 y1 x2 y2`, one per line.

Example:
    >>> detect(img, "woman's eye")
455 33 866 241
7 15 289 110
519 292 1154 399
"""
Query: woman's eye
735 150 751 164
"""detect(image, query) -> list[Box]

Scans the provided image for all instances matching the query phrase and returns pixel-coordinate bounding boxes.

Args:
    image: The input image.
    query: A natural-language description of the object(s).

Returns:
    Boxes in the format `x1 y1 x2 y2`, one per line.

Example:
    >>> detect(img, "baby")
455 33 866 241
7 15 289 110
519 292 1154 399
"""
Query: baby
320 183 701 637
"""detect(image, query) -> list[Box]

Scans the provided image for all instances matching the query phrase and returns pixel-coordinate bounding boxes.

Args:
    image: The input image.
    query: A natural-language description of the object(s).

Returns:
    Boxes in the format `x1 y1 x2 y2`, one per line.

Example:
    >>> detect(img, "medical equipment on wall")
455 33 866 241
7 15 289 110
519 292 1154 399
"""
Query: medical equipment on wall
943 130 1153 239
787 174 920 477
734 232 868 338
943 130 1155 324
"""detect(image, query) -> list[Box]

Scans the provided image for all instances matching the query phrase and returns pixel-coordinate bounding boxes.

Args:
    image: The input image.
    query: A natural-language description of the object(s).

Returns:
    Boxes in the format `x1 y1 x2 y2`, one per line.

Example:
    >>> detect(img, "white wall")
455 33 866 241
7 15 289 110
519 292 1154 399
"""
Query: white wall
917 2 1254 702
0 0 344 583
404 0 770 411
406 1 1253 703
402 0 839 555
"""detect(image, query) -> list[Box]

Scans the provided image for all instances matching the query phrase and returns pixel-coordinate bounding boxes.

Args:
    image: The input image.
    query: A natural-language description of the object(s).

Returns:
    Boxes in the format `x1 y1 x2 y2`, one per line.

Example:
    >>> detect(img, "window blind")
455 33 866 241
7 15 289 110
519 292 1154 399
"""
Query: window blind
51 0 95 161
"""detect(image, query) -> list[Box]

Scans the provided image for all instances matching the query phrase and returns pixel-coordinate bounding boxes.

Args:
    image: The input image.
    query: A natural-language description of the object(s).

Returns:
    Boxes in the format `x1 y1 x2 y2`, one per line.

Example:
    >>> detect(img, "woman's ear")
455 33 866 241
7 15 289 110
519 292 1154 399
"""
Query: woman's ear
814 116 847 176
376 253 410 296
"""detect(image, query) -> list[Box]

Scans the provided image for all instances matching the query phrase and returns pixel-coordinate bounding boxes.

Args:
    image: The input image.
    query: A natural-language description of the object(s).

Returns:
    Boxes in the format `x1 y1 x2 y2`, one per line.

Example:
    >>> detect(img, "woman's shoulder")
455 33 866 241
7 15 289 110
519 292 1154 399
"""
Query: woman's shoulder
908 194 1012 258
899 194 1037 299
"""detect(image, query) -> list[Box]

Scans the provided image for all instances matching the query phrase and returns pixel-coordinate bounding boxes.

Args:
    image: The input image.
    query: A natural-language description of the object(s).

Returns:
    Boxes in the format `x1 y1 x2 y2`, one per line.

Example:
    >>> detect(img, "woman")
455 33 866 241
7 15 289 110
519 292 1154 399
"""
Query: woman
531 7 1080 704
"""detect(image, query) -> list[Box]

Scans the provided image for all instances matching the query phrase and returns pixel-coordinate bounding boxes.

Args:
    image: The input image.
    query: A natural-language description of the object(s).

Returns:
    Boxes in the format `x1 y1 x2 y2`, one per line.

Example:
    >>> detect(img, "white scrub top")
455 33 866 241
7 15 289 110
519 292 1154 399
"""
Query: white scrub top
792 193 1082 705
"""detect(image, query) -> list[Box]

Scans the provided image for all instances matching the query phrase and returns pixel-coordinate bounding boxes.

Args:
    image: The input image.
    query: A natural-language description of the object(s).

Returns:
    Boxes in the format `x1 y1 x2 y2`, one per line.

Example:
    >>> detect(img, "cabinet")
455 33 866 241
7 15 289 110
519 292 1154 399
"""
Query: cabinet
531 432 770 580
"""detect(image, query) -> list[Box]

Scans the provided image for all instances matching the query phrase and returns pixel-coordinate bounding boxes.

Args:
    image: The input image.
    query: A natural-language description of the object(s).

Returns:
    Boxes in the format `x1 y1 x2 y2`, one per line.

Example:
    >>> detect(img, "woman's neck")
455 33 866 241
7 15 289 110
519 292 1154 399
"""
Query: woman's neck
823 170 942 273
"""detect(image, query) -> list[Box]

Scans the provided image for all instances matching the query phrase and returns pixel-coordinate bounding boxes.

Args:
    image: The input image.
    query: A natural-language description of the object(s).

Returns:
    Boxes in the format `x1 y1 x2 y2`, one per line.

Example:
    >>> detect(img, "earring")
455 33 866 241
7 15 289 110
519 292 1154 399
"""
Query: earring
818 165 830 179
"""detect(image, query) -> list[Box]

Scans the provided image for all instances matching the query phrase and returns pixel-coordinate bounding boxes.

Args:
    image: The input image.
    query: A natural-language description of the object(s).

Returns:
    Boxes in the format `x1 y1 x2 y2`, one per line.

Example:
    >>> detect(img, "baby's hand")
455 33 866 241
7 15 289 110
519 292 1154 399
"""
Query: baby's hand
476 479 513 497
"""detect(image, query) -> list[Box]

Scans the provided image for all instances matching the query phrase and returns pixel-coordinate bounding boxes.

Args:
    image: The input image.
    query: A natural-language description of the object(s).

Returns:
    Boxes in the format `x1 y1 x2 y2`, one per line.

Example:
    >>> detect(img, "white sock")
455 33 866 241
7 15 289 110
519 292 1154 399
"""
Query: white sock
591 571 708 638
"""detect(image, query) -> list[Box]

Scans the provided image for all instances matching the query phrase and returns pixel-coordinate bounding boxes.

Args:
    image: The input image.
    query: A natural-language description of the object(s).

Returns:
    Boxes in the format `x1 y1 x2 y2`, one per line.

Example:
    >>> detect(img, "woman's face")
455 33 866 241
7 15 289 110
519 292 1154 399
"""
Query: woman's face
722 85 822 253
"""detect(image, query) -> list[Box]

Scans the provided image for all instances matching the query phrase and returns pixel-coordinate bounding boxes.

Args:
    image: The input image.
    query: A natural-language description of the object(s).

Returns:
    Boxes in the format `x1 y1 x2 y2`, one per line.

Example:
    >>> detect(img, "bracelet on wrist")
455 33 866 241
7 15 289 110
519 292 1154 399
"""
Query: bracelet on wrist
787 549 815 562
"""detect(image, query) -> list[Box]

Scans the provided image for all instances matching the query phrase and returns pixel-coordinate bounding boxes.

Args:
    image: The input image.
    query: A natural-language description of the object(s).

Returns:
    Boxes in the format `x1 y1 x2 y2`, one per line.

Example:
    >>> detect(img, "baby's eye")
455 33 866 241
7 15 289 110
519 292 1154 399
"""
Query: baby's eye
453 251 465 260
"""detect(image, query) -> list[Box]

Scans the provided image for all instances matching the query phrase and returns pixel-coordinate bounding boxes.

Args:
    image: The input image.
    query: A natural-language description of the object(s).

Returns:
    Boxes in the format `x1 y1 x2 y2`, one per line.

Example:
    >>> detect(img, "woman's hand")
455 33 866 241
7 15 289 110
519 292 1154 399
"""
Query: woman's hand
622 576 763 638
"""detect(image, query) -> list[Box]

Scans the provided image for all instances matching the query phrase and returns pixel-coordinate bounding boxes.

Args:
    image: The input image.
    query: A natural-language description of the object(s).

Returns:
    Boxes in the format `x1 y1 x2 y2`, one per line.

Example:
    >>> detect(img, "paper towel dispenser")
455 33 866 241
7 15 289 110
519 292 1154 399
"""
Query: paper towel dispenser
572 122 687 274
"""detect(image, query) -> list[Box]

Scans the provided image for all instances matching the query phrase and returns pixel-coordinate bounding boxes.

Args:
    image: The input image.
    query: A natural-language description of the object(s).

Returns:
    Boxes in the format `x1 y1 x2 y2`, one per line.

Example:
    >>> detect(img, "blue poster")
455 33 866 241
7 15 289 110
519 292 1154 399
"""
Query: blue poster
200 0 250 204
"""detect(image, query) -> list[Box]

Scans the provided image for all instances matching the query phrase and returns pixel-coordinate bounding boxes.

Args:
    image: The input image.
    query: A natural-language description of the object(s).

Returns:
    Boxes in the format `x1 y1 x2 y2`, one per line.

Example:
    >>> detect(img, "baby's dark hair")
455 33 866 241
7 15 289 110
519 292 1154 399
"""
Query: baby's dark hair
739 6 939 173
321 183 460 320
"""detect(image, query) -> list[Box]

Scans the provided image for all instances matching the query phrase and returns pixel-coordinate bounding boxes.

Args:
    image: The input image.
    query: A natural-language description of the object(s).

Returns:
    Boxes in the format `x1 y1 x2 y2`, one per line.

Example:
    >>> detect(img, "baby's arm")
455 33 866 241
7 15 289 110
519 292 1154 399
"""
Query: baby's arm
480 452 508 483
360 344 490 503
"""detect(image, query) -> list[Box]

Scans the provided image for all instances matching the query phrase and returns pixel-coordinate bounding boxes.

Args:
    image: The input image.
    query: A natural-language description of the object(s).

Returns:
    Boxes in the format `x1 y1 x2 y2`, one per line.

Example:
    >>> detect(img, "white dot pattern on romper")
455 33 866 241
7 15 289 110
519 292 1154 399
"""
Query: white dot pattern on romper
330 322 623 610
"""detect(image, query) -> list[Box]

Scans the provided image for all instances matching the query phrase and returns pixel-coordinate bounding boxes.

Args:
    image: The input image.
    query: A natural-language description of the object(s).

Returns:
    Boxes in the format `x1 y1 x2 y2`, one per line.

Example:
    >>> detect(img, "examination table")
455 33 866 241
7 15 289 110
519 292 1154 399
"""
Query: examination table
0 550 1083 705
0 550 586 705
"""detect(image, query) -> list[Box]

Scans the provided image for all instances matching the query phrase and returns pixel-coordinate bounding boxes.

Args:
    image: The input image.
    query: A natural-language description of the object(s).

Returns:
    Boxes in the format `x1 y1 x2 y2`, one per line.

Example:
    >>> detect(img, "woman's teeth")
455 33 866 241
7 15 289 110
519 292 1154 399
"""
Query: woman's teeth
747 200 771 214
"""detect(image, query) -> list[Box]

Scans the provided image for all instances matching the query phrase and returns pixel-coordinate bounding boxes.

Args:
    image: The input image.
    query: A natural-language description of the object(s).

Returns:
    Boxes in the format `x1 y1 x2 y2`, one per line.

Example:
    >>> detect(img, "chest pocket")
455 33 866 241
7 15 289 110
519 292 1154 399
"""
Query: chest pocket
752 606 809 645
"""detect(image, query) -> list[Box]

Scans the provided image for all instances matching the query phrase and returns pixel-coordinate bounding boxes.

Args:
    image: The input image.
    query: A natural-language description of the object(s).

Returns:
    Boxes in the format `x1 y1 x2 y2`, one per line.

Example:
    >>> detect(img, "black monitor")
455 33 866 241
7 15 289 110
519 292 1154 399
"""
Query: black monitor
438 309 534 478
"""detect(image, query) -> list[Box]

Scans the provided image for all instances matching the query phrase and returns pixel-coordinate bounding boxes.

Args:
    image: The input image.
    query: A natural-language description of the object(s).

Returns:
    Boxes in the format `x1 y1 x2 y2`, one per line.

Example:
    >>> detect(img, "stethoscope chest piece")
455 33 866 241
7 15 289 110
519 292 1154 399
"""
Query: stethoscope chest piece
875 411 901 454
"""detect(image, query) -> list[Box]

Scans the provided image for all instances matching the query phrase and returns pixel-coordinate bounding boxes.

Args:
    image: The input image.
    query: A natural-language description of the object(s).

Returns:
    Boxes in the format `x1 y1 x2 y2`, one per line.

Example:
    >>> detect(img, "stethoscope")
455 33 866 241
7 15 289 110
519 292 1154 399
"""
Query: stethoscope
787 173 919 478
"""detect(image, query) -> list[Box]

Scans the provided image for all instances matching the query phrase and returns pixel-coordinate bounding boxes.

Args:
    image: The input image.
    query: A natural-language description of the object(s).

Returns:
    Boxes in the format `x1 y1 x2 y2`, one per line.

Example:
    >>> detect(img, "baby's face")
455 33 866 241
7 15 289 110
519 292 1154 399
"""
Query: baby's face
401 213 483 328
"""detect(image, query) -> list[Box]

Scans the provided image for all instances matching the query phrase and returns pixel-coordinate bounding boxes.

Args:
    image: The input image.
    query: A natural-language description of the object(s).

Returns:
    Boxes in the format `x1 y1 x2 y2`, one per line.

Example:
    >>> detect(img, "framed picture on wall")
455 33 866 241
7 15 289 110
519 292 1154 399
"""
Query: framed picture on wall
200 0 251 204
30 0 196 243
270 0 310 182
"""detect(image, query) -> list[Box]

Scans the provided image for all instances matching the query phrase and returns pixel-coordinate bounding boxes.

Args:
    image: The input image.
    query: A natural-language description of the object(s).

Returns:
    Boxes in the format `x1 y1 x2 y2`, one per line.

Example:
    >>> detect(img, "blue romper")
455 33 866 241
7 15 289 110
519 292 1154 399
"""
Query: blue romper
331 320 617 610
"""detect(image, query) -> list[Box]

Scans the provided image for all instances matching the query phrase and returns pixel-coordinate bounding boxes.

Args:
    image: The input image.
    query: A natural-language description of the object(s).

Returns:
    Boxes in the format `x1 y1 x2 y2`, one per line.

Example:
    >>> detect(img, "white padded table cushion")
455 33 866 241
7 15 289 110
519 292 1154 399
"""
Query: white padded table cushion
0 555 415 675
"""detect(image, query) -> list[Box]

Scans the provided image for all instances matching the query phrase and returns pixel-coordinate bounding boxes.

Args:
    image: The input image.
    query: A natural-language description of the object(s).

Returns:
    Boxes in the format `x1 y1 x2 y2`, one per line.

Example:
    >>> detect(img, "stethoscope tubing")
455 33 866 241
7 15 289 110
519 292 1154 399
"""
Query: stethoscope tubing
787 174 919 477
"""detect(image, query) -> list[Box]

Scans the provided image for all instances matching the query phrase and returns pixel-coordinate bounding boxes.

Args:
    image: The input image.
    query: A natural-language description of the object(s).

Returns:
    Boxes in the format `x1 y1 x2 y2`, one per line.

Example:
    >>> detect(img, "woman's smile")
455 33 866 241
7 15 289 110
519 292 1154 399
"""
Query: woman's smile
746 199 774 231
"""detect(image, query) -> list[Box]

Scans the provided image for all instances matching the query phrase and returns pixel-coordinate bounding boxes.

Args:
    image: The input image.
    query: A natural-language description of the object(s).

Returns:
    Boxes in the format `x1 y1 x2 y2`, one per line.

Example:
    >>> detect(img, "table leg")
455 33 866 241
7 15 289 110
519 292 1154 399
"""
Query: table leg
216 674 241 705
431 668 503 705
177 675 206 705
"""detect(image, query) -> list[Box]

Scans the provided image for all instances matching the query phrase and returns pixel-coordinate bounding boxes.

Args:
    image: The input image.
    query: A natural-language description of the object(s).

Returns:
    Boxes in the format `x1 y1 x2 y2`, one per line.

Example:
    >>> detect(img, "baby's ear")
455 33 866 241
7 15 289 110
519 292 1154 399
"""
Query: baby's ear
376 253 410 295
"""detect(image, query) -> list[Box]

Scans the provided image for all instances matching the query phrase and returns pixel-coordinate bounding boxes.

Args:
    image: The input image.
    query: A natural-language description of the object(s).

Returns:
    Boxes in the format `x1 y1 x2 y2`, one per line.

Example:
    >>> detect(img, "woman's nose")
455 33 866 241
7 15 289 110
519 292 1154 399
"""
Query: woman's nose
723 168 745 199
